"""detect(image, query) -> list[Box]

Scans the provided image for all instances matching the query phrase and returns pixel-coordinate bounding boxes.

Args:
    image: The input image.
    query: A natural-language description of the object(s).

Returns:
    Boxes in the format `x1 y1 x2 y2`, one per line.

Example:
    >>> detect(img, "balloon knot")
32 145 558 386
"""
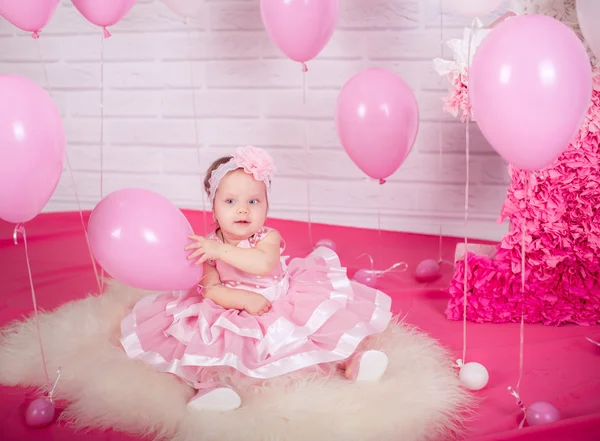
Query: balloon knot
32 31 40 40
301 62 308 73
103 27 111 38
379 179 386 185
13 224 25 245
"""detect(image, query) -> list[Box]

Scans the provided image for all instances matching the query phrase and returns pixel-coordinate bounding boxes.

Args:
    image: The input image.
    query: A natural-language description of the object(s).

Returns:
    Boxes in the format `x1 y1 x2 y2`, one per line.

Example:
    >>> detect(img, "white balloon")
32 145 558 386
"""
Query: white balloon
162 0 202 18
443 0 503 18
577 0 600 61
459 362 489 391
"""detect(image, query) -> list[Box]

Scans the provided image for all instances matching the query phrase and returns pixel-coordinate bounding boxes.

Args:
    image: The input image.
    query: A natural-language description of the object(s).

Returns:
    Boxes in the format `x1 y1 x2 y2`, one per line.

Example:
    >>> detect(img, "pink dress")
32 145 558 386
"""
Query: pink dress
120 227 393 383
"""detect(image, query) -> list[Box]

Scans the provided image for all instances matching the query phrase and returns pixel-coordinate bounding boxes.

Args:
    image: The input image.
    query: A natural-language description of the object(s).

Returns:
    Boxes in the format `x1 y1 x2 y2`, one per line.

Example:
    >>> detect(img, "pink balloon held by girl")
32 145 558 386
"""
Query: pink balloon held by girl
119 146 393 412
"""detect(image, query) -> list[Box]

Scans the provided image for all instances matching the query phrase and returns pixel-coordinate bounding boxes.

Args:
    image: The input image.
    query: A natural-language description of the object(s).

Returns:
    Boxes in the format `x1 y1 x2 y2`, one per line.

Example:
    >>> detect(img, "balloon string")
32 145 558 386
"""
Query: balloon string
437 0 445 263
35 38 102 295
99 29 106 291
377 184 383 265
508 386 527 429
304 116 313 247
48 368 62 403
515 173 530 397
586 337 600 347
302 64 307 105
186 27 208 235
461 19 476 364
99 30 105 200
67 153 102 293
302 66 312 246
355 253 408 276
13 225 52 390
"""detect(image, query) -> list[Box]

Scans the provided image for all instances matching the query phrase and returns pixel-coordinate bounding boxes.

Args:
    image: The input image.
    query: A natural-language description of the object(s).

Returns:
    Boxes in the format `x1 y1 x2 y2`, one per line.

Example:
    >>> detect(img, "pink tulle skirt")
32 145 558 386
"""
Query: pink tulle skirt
120 248 392 382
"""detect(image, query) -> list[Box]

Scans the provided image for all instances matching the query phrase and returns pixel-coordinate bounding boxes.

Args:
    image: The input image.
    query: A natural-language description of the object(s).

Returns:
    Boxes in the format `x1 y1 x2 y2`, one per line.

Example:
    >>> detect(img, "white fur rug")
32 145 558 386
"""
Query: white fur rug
0 281 474 441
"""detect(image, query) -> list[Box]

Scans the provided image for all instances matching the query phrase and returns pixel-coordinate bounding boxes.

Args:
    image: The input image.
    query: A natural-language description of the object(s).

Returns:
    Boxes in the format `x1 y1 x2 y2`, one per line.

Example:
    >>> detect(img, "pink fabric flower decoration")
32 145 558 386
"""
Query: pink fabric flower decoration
233 145 276 183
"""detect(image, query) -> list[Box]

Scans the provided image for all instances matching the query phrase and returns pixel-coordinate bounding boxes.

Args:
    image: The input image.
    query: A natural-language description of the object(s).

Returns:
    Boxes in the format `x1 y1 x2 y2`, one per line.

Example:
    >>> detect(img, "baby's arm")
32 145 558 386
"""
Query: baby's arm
200 262 271 315
218 230 282 276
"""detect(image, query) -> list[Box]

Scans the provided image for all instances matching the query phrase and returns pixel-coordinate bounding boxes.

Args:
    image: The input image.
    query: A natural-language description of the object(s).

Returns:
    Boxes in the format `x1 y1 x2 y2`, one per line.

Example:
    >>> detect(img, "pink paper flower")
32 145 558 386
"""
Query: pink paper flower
233 145 276 183
442 72 473 123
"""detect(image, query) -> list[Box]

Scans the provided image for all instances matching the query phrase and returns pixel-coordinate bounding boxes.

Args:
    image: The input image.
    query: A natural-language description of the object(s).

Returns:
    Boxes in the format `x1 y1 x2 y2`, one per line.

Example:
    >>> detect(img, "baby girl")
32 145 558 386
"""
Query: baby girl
120 146 393 412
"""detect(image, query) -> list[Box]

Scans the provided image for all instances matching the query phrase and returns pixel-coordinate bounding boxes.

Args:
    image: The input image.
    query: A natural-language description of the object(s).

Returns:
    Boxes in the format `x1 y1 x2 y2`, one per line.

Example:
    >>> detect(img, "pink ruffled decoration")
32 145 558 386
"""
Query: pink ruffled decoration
442 72 473 123
446 69 600 326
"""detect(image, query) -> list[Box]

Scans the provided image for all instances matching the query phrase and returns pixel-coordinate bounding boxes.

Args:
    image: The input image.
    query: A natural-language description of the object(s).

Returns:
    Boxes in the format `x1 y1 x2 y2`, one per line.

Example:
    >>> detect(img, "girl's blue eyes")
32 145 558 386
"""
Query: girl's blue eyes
225 199 259 204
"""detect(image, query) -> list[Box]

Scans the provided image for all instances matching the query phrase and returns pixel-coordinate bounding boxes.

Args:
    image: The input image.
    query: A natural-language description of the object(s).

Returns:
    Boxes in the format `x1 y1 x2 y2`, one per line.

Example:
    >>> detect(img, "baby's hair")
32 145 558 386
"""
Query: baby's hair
204 156 232 197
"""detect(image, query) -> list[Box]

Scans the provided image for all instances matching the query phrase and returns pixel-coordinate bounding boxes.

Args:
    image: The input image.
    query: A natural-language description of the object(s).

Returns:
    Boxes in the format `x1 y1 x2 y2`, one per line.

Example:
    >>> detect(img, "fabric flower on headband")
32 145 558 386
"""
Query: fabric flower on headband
207 145 276 204
233 145 276 183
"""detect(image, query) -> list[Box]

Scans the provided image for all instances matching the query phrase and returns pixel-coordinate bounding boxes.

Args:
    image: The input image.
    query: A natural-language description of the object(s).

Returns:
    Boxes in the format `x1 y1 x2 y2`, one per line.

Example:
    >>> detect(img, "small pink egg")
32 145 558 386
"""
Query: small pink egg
25 397 55 428
415 259 441 282
354 269 377 288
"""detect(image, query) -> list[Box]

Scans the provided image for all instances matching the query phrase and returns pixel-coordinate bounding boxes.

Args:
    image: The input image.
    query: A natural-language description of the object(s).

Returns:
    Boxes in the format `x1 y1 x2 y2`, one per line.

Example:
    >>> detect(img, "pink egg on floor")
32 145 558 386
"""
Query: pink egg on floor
315 238 336 251
526 402 561 426
25 397 55 428
415 259 441 282
354 269 377 288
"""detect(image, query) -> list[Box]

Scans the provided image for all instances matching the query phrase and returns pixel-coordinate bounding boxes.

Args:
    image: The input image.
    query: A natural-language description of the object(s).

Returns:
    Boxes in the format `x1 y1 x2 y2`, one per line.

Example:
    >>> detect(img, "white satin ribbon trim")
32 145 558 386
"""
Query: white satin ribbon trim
120 247 393 380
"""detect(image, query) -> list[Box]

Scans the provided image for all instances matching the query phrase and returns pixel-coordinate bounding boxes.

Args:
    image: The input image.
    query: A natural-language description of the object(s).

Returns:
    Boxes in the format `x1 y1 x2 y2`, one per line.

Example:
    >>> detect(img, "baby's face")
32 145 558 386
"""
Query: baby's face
213 169 268 240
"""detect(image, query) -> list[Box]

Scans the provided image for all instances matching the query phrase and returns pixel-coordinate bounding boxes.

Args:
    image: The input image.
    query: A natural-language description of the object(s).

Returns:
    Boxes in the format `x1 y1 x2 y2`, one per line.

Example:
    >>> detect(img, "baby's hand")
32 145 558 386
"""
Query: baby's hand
185 235 222 265
243 292 272 316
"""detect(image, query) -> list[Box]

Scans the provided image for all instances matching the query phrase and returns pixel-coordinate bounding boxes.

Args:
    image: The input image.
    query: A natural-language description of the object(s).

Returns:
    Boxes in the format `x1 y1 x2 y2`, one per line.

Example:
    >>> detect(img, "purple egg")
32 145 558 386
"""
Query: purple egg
526 401 561 426
415 259 441 282
354 269 377 288
25 397 55 428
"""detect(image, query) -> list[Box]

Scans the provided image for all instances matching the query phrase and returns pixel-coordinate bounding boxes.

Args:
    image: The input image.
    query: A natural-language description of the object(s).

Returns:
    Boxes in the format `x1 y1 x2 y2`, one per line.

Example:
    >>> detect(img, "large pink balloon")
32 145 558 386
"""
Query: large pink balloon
88 189 203 291
71 0 135 36
260 0 339 64
0 75 65 224
335 68 419 181
0 0 60 36
470 14 592 171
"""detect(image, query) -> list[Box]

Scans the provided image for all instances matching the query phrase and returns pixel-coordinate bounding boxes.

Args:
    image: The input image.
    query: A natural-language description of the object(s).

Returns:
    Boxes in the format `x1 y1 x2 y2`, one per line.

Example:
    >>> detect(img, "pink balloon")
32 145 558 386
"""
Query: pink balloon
88 189 203 291
470 14 593 171
0 75 65 224
335 68 419 181
25 398 55 428
0 0 60 36
260 0 339 64
71 0 135 36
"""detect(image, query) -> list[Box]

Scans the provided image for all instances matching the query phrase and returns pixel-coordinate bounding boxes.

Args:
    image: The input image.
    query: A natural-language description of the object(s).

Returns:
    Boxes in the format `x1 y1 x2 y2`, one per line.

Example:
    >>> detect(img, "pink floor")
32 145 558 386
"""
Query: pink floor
1 211 599 441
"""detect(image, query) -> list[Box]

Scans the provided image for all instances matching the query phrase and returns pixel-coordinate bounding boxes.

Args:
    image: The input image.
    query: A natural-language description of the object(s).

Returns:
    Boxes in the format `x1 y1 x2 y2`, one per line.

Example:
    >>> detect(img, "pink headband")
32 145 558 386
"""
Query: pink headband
208 145 276 204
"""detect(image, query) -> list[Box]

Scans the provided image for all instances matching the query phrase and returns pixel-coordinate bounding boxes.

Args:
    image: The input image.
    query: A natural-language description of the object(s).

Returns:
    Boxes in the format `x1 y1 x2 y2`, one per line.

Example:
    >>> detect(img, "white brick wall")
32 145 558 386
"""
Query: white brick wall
0 0 512 241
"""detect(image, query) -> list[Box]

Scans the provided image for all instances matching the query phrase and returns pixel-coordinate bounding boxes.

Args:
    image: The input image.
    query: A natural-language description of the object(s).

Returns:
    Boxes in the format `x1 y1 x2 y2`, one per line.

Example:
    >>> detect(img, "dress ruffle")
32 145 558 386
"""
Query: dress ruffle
120 247 392 381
